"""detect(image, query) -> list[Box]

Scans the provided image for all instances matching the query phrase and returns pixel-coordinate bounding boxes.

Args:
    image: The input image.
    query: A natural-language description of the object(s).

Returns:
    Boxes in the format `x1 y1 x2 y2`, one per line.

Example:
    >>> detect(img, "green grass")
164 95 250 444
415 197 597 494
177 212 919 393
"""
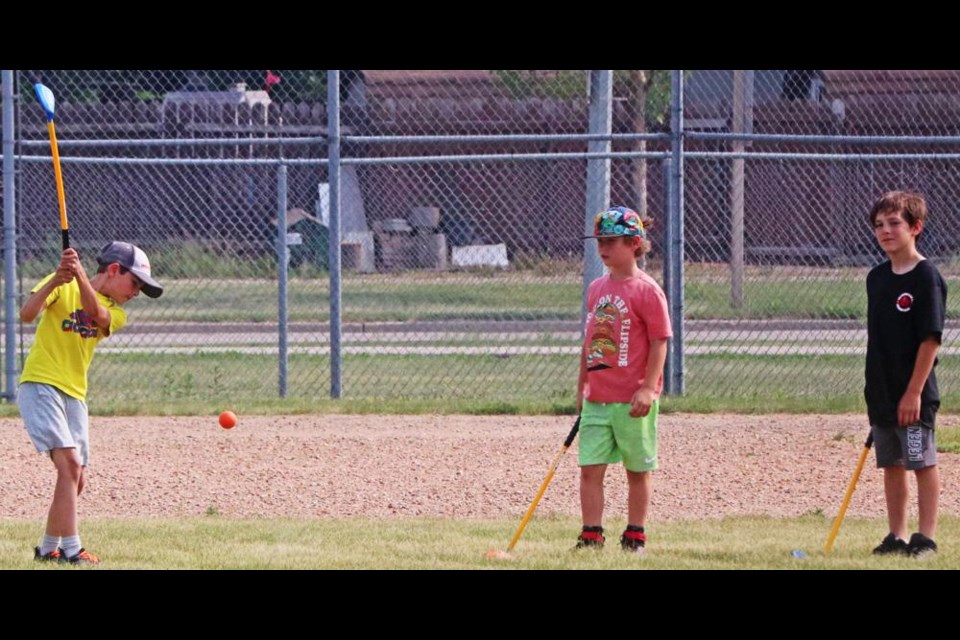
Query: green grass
16 252 960 324
938 425 960 454
685 353 866 398
25 267 954 324
88 352 959 415
110 275 582 323
7 261 959 413
80 352 578 408
687 278 960 320
687 279 868 319
682 353 960 414
0 349 955 417
131 274 960 323
3 515 958 569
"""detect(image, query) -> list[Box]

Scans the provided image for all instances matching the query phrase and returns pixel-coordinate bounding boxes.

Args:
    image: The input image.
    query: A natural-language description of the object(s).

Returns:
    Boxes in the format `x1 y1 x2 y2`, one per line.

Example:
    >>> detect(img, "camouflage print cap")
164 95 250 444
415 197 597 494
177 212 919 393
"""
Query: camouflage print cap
585 206 646 239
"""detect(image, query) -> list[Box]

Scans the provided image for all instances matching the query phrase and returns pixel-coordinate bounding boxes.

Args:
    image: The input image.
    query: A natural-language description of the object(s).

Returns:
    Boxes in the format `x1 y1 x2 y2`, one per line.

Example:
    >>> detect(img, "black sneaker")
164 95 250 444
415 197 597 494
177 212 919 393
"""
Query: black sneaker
906 533 938 558
60 547 101 565
33 546 62 562
872 533 909 556
574 527 605 550
620 529 647 554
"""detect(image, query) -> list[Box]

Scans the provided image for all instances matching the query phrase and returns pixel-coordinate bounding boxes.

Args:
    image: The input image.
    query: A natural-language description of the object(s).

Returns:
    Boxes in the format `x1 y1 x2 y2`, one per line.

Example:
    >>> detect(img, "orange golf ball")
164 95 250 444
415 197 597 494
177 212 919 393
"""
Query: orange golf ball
219 410 237 429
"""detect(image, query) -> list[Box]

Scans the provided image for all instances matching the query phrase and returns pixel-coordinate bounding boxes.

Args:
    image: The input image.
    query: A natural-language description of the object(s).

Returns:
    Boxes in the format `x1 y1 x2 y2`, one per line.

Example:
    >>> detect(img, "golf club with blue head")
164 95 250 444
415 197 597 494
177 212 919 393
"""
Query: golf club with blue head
34 82 70 250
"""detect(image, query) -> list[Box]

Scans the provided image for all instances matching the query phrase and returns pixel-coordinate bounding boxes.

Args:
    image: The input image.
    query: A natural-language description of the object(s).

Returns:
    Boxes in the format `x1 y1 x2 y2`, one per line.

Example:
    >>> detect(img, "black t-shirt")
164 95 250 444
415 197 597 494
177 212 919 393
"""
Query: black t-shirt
865 259 947 426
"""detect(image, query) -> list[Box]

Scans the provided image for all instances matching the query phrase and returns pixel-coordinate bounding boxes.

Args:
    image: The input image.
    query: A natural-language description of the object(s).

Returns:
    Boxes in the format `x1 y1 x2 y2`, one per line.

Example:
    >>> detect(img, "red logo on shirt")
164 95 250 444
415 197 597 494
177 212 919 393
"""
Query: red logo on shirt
896 293 913 313
61 309 100 339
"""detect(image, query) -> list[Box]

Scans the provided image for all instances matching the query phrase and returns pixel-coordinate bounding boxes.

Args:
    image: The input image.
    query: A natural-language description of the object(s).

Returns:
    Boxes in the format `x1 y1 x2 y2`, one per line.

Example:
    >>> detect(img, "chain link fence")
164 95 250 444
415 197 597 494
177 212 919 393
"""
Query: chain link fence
1 70 958 408
683 70 959 399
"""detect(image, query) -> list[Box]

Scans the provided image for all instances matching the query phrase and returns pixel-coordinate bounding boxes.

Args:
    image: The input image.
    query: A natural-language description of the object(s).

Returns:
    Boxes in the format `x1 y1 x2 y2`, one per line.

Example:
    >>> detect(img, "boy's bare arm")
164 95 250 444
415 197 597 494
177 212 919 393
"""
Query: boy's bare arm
898 337 941 427
20 277 66 323
576 343 588 414
630 338 669 417
63 250 111 331
20 252 76 323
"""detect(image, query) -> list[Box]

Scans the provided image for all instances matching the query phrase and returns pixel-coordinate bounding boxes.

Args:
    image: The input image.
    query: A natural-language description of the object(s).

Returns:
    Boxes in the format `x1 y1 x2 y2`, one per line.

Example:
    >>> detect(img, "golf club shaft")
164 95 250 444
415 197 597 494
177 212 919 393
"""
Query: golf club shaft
824 432 874 553
46 121 69 249
507 445 569 552
506 417 580 552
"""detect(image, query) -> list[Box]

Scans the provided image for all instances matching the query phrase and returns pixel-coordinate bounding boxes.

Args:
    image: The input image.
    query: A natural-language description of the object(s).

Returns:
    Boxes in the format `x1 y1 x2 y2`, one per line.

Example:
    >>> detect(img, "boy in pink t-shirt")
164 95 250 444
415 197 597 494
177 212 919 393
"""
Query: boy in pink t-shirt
576 206 672 553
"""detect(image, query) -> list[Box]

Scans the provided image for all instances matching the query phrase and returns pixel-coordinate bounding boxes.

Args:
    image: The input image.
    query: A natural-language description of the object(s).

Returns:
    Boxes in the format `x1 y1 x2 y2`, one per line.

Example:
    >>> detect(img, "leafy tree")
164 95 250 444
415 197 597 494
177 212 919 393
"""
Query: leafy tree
620 70 673 219
492 70 681 215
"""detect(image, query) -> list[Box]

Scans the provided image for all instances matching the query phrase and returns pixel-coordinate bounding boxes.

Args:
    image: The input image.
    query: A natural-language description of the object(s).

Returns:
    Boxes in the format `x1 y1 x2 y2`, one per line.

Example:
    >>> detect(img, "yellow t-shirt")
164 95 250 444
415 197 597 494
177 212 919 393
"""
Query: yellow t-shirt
20 274 127 400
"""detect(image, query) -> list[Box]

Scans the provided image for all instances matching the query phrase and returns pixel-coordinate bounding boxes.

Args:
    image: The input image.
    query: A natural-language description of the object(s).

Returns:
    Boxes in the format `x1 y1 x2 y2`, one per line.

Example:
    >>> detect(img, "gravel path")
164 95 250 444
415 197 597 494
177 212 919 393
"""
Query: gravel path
2 414 957 521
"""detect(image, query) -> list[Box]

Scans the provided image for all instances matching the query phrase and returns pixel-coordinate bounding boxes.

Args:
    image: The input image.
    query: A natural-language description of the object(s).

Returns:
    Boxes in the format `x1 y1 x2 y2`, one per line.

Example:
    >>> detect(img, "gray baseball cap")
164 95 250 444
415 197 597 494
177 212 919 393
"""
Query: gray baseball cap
96 241 163 298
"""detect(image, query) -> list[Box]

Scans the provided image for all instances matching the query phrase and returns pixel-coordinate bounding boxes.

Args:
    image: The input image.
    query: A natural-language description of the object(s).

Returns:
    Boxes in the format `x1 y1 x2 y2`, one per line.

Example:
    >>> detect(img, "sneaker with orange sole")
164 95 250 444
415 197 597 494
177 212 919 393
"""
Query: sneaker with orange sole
60 547 101 565
34 546 62 562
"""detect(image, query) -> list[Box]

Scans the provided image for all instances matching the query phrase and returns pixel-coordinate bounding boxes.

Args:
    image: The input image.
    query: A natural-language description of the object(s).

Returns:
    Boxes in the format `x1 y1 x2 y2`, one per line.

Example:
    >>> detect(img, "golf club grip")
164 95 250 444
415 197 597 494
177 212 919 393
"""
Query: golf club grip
563 416 581 448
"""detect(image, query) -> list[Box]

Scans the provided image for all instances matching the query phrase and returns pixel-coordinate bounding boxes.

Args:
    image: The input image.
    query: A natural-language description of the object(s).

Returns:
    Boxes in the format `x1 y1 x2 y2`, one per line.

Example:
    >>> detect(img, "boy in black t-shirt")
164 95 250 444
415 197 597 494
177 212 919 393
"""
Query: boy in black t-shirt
865 191 947 557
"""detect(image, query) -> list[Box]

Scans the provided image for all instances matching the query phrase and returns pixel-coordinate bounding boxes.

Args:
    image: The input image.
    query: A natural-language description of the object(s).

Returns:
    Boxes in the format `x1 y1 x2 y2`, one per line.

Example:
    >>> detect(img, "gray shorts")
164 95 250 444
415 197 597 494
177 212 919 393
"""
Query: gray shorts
18 382 90 466
872 421 937 471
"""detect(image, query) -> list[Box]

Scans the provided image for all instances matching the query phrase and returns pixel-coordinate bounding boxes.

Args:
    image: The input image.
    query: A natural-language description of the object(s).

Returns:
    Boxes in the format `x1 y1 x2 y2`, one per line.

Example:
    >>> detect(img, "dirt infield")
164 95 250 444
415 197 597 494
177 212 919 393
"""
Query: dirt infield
2 413 957 521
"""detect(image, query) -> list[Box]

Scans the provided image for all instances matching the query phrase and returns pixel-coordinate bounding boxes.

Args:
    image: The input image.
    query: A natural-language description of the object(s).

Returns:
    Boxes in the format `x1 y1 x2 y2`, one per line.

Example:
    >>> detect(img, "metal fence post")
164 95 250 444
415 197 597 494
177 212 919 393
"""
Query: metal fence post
582 70 612 322
2 70 17 402
277 163 288 398
730 70 751 309
668 70 685 395
662 157 673 395
327 71 342 399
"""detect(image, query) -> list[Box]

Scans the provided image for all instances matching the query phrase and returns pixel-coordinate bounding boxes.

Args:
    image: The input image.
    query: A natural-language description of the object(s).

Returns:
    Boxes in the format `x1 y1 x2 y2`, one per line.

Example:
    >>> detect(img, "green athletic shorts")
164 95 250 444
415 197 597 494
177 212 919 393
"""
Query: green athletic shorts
579 400 658 472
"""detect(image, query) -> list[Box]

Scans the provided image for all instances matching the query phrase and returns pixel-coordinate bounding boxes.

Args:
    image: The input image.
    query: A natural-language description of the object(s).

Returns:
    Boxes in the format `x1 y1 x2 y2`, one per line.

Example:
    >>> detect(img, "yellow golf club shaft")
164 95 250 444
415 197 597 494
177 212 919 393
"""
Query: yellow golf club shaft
824 434 873 554
47 121 69 248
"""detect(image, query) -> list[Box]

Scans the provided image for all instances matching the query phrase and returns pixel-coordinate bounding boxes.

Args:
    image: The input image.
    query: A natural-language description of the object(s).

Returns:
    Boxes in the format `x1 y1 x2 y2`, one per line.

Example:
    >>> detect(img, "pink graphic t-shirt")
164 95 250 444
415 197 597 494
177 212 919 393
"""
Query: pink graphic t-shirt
583 272 672 403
